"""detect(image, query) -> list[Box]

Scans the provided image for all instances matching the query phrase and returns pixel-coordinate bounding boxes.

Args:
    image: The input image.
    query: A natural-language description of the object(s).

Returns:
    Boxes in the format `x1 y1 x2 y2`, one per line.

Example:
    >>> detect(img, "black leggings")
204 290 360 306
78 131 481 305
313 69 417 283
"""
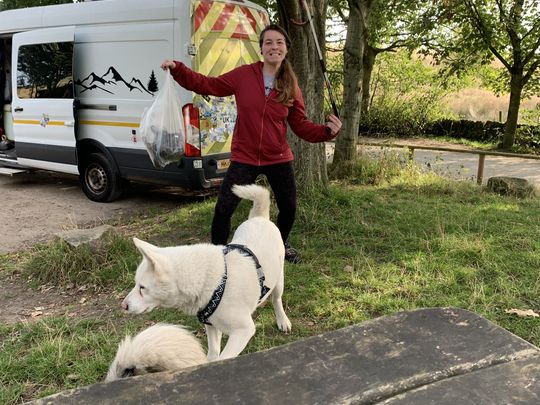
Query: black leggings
211 161 296 245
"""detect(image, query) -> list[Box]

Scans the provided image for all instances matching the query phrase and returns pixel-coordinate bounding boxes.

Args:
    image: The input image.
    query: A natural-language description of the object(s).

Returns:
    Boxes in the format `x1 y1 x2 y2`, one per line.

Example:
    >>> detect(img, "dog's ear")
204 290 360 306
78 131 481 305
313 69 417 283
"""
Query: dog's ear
133 237 154 251
133 238 163 271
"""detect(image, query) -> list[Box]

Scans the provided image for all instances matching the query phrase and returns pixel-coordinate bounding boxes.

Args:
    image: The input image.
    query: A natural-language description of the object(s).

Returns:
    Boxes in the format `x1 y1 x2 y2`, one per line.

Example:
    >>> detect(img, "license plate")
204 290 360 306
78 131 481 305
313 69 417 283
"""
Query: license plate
217 159 230 170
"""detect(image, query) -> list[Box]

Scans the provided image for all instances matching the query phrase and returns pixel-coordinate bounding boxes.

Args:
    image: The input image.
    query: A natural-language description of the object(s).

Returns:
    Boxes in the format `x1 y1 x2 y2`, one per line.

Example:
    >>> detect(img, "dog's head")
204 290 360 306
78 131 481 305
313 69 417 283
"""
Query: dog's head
121 238 175 314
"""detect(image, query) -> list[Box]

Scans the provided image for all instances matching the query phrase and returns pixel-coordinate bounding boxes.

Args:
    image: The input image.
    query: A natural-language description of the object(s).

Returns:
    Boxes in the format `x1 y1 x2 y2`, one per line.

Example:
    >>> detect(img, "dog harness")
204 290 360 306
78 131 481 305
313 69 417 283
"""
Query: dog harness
197 244 270 325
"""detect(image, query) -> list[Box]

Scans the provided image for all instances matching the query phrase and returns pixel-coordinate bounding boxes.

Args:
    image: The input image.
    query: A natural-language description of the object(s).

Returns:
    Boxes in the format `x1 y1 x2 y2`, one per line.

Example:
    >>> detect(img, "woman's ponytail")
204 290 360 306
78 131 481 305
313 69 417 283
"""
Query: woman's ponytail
275 58 297 105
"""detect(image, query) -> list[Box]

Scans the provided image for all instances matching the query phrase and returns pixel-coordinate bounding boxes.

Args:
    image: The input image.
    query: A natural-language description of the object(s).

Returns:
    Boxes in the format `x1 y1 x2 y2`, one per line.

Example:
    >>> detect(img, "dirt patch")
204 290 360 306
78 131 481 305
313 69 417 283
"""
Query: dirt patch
0 169 216 325
0 170 212 254
0 272 124 325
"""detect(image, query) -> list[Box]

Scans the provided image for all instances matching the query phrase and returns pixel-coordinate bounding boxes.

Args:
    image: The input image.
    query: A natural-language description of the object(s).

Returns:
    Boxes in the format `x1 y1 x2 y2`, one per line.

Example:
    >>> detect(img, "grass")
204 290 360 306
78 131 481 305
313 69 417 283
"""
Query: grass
1 162 539 403
426 135 499 150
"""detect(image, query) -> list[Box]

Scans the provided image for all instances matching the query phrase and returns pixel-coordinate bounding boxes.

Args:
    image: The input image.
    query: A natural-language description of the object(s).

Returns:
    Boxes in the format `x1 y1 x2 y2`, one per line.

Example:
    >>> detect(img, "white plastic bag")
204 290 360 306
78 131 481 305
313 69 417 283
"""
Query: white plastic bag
139 70 185 169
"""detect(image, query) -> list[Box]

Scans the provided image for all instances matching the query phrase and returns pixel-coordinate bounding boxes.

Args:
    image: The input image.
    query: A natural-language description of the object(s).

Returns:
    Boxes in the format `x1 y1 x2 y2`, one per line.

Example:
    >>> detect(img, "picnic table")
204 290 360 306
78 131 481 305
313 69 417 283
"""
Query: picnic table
32 307 540 404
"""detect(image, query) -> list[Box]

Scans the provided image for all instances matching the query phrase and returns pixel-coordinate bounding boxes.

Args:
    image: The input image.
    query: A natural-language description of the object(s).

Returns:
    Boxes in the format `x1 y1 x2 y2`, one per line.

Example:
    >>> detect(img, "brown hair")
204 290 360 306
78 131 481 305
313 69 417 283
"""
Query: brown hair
259 24 297 105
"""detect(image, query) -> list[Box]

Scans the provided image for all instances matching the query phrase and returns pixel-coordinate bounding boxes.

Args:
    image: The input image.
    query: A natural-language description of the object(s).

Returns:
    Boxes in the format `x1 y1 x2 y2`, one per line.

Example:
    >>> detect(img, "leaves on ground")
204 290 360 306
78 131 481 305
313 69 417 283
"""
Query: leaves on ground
505 308 539 318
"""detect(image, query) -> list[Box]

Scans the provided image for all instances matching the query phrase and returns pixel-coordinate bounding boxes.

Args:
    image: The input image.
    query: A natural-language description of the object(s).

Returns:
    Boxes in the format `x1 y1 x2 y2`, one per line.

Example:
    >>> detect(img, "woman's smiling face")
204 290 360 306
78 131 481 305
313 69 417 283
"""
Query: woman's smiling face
261 29 288 67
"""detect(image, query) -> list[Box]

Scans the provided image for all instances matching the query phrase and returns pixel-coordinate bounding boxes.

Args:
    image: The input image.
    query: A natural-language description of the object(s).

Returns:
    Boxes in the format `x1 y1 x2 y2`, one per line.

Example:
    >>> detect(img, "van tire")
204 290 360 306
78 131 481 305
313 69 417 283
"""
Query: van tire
80 152 123 202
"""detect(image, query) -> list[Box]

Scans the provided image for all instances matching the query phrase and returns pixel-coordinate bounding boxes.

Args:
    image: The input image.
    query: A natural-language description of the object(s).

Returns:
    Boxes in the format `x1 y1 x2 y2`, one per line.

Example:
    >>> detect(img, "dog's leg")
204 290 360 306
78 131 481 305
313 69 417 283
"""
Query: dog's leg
218 319 256 360
272 271 292 333
205 324 222 362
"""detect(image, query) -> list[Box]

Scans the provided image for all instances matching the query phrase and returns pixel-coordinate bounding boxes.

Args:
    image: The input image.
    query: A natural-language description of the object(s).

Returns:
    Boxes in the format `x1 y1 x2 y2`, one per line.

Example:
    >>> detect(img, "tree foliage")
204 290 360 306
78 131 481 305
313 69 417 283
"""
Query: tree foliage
329 0 435 113
361 50 454 136
0 0 76 11
426 0 540 149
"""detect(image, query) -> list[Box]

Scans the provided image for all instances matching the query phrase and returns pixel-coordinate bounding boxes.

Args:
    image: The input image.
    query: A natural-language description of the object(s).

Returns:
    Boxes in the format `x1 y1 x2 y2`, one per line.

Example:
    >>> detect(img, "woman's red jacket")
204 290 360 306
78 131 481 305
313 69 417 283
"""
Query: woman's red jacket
170 61 335 166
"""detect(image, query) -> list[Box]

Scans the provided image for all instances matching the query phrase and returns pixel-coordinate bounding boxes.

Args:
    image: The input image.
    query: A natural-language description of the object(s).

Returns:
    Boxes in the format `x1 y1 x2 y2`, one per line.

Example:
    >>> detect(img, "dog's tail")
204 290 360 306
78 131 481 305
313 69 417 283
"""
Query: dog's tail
232 184 271 219
105 324 207 382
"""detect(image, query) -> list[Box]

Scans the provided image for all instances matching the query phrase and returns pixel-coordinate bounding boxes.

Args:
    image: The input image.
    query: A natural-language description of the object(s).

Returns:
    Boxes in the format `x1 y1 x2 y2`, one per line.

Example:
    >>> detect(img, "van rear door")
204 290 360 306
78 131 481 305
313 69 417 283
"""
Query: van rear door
12 27 77 174
190 0 269 160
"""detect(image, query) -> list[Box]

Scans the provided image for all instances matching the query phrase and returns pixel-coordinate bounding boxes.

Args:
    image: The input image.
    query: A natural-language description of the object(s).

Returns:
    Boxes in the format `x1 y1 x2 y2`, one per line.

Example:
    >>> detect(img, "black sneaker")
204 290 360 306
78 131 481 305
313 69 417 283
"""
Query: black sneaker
284 243 301 264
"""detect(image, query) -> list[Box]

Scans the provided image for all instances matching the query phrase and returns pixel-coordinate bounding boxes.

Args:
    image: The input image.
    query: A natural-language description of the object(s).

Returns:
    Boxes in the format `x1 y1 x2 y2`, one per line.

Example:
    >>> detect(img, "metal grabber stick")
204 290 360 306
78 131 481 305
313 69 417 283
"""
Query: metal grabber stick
299 0 340 118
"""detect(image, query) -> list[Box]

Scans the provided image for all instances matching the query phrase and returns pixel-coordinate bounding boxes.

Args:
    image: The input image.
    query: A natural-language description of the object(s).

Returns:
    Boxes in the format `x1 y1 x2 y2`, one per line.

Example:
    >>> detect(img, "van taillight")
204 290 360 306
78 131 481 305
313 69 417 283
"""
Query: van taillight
182 104 201 157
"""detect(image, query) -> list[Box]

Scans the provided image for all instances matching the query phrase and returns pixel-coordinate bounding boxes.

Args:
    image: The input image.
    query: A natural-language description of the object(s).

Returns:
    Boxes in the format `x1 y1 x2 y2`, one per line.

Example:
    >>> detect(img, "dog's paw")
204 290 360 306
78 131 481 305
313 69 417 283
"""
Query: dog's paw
207 353 220 362
277 316 292 333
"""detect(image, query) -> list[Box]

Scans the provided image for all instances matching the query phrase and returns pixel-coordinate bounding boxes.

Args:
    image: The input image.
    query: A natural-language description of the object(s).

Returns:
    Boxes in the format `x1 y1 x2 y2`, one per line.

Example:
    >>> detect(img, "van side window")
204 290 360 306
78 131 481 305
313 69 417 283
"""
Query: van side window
17 42 73 99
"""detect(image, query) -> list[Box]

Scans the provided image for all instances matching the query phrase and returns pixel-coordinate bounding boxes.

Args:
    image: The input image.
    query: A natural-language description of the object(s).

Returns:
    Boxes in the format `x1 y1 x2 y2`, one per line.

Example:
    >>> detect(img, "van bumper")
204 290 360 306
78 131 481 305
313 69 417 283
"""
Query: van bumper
185 155 226 189
109 147 228 190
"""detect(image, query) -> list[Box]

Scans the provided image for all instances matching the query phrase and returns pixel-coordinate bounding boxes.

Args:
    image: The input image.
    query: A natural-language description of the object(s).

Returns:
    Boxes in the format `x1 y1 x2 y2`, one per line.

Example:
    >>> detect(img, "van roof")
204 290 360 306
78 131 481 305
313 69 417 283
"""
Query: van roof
0 0 267 36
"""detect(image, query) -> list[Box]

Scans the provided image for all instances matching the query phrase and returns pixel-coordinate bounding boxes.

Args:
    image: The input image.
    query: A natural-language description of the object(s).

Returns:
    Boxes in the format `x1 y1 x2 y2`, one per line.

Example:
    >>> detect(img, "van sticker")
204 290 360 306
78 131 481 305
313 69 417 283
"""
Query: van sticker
75 67 157 96
40 114 50 127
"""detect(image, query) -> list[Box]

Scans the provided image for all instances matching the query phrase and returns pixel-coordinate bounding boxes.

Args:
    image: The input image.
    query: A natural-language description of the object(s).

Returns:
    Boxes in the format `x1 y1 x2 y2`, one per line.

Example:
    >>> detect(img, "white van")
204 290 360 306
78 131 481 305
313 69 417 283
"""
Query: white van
0 0 268 201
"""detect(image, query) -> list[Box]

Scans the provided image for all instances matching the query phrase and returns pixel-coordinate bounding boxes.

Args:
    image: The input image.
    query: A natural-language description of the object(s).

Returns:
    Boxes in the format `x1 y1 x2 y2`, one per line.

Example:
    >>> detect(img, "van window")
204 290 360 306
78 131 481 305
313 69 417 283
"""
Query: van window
17 42 73 99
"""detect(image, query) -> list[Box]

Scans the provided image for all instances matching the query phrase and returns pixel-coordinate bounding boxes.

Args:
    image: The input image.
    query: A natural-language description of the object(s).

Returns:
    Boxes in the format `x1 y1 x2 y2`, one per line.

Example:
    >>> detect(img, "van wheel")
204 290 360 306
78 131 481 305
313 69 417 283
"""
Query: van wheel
81 153 123 202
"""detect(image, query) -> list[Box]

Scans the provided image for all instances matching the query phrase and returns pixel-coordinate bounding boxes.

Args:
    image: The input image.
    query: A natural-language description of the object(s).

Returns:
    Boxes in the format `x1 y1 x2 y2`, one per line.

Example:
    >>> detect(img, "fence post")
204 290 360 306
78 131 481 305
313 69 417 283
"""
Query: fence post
477 154 486 185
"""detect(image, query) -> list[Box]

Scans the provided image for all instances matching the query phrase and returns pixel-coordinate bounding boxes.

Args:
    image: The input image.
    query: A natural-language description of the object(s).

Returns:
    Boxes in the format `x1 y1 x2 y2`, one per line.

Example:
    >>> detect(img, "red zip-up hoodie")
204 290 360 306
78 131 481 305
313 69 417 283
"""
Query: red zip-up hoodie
170 61 335 166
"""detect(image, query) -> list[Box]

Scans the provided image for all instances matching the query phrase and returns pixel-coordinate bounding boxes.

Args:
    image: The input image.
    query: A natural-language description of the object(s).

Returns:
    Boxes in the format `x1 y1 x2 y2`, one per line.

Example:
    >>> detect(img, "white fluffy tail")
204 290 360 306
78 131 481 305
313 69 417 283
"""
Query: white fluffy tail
105 324 207 382
232 184 271 219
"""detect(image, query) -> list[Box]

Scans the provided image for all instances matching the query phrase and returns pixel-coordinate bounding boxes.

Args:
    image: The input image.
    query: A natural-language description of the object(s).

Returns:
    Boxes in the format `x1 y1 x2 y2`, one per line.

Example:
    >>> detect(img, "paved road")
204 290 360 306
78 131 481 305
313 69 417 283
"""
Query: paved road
384 147 540 186
327 140 540 187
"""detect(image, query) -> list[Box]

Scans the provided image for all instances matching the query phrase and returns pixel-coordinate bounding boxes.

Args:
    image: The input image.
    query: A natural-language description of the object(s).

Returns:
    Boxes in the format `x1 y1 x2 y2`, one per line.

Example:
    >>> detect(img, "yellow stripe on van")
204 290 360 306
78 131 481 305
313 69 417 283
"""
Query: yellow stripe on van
14 120 65 126
14 119 140 128
80 120 139 128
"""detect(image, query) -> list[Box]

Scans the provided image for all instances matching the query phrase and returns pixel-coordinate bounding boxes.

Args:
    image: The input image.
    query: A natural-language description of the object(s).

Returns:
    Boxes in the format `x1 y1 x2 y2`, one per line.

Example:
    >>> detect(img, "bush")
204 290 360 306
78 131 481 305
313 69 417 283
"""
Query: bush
360 101 442 137
328 149 409 185
359 51 455 137
425 119 504 142
512 125 540 154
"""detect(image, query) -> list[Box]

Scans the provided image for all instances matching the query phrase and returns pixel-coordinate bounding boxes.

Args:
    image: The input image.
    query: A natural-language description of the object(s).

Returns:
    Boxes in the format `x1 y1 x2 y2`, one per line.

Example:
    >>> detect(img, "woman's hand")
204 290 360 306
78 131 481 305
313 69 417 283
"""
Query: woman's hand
325 115 342 136
161 59 176 70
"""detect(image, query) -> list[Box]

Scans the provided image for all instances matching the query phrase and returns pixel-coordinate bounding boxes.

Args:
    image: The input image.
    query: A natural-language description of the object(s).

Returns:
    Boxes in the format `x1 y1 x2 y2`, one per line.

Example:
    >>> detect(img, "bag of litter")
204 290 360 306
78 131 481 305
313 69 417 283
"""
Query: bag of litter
139 70 185 169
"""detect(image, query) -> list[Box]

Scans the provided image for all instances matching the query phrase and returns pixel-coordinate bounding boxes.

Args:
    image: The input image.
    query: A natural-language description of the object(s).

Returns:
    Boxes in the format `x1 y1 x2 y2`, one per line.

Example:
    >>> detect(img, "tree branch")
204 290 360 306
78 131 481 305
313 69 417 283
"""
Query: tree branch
370 38 408 54
523 35 540 67
522 19 540 42
507 0 525 63
465 0 512 71
523 58 540 85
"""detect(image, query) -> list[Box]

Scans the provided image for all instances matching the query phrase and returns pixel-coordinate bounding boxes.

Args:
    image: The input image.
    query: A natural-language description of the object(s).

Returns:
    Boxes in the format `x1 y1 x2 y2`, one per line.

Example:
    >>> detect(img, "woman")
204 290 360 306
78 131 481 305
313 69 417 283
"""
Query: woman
162 24 341 263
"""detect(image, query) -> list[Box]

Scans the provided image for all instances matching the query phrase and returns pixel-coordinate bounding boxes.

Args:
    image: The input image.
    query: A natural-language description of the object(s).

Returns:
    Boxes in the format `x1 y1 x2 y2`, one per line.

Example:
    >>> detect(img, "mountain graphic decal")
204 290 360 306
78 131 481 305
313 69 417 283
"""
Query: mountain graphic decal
75 66 156 96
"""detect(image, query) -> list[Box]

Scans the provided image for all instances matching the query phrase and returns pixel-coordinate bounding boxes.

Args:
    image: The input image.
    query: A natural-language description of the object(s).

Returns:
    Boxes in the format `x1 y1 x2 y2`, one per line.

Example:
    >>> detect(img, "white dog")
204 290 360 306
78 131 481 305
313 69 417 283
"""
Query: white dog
105 323 207 382
122 184 291 361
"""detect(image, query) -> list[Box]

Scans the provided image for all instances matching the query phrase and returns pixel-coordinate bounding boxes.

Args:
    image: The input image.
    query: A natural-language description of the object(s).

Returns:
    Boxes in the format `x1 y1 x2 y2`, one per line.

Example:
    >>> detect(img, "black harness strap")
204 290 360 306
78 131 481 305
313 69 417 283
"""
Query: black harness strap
197 256 227 325
196 244 270 326
225 244 270 301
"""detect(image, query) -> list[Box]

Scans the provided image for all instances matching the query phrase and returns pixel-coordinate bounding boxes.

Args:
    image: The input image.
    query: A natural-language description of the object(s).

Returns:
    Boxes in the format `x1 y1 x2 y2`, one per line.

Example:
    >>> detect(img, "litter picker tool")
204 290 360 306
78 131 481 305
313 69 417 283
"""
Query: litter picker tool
299 0 340 118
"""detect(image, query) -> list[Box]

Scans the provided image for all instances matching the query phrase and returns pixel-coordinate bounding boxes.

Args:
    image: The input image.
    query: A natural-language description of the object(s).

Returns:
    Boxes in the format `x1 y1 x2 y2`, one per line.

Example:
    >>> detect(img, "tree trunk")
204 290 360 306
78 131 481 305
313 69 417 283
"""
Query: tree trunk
331 0 370 171
502 72 524 150
361 44 377 115
278 0 329 194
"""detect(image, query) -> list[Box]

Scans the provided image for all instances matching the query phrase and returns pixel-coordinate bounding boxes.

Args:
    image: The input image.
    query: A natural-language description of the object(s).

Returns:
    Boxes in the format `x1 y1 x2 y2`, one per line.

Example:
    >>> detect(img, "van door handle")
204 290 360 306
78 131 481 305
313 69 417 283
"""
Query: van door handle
14 107 23 112
64 121 75 127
